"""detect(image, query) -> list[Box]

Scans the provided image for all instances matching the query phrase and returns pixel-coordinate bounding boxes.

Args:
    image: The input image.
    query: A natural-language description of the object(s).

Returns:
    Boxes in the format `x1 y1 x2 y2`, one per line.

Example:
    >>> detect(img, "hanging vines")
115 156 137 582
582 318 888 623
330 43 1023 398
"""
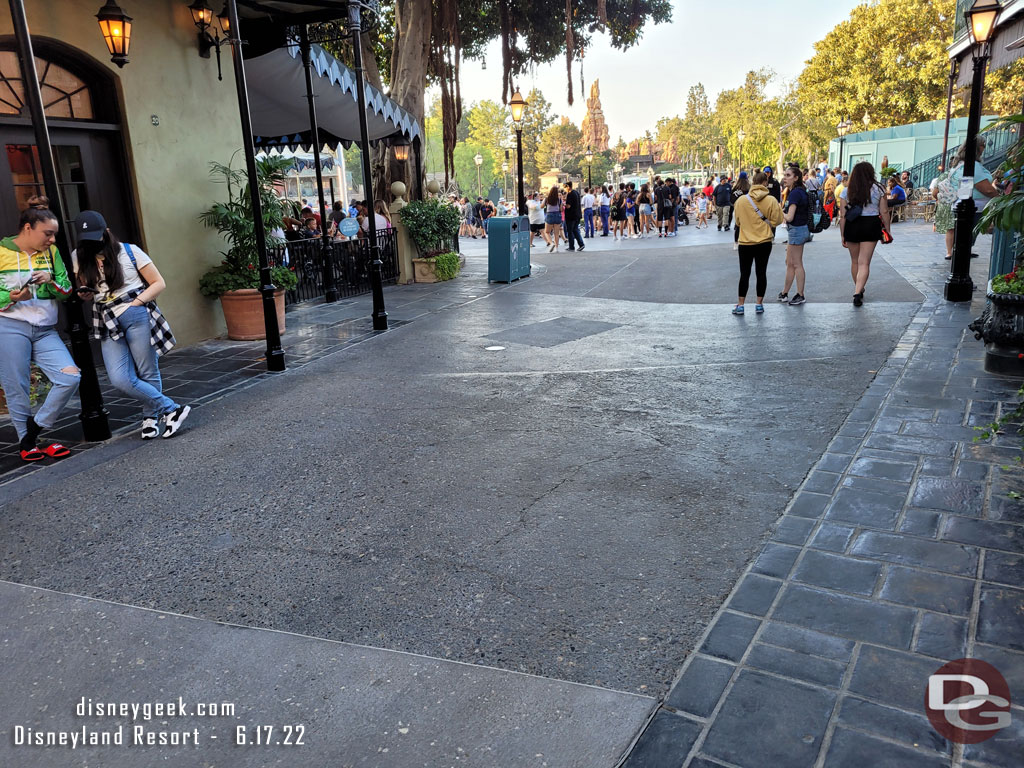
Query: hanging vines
430 0 463 185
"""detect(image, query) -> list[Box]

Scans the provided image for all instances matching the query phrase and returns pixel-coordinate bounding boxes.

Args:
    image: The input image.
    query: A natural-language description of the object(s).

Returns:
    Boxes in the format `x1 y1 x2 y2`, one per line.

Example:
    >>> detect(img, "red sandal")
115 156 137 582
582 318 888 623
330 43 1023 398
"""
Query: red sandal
19 447 46 462
42 443 71 459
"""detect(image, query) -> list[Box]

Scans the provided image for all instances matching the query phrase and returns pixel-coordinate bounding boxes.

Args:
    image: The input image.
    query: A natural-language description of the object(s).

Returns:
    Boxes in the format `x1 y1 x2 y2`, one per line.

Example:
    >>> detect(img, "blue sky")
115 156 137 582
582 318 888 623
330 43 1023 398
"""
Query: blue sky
455 0 866 140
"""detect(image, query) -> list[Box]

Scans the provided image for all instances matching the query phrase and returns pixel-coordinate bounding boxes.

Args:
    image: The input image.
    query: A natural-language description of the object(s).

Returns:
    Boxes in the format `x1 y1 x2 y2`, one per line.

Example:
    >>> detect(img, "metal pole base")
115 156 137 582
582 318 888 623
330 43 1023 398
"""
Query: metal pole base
944 274 974 302
79 410 112 441
266 349 286 372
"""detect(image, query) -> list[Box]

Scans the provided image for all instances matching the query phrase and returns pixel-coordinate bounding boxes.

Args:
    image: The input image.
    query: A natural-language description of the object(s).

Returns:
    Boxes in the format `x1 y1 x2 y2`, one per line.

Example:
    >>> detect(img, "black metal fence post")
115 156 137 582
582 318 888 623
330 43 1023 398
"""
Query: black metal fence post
299 24 338 304
227 0 285 369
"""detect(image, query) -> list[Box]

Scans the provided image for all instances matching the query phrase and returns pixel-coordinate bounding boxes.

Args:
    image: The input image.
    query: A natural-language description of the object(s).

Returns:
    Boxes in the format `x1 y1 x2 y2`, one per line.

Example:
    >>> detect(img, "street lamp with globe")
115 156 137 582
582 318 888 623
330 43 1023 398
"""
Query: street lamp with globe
837 118 852 171
508 89 528 217
947 0 1001 302
585 146 594 189
474 152 483 197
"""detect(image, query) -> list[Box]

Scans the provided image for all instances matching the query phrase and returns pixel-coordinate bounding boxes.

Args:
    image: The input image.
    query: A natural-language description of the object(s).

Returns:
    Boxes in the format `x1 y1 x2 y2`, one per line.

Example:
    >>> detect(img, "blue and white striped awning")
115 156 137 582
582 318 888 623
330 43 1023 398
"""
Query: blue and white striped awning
247 43 420 151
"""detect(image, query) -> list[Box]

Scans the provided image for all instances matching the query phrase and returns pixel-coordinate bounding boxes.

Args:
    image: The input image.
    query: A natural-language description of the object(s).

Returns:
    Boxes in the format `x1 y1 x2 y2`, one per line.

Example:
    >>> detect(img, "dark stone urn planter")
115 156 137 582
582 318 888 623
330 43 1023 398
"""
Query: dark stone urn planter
969 280 1024 375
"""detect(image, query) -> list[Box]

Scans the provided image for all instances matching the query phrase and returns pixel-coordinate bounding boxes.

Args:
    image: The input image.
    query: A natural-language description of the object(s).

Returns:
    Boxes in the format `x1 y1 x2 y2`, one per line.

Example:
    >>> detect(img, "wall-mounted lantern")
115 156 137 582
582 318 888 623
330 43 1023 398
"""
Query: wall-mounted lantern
96 0 132 68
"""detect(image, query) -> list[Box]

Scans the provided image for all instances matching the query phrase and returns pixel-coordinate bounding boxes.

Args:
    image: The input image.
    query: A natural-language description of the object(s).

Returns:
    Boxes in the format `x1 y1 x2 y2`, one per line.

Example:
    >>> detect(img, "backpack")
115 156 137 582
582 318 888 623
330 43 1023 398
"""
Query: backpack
935 167 959 206
807 188 831 233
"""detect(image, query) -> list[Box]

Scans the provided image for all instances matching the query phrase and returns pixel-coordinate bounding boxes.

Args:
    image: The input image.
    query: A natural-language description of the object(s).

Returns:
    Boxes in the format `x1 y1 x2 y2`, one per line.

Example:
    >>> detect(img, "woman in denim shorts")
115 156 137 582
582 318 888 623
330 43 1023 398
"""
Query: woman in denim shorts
778 165 809 305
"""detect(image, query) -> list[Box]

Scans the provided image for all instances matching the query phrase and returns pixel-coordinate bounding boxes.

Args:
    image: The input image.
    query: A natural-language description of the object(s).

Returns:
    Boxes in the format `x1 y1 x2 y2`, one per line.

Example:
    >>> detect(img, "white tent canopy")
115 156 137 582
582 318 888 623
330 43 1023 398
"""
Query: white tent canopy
248 43 420 151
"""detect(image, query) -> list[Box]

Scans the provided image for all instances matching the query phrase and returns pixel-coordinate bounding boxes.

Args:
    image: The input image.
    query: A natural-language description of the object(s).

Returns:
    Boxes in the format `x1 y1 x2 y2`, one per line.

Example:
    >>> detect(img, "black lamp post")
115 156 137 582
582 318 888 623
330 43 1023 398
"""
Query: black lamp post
9 0 111 440
347 0 388 330
585 146 593 189
737 130 745 173
837 119 851 171
474 153 483 197
501 160 509 202
947 0 1000 303
225 0 285 369
509 89 527 217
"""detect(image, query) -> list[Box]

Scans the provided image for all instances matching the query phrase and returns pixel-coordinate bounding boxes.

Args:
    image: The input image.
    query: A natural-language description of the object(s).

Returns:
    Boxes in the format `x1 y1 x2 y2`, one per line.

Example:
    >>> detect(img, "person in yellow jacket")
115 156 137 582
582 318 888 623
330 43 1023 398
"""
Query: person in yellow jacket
0 196 79 461
731 171 785 315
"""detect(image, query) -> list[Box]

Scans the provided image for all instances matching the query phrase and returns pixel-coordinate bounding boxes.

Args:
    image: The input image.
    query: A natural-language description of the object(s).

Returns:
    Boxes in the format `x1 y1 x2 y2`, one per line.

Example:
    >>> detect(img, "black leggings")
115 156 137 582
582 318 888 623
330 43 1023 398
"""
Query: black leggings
738 241 773 299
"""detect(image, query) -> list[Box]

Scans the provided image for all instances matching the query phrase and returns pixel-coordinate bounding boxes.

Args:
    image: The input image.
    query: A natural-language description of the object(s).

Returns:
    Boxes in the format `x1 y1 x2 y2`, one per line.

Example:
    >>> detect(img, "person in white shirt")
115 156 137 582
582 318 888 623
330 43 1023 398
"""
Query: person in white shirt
598 186 611 236
581 188 596 238
526 192 548 248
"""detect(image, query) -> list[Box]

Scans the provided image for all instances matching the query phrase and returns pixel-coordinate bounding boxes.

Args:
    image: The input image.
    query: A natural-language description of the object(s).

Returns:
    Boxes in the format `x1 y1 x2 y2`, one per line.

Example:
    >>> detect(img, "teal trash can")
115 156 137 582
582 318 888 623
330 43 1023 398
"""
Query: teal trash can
487 216 531 282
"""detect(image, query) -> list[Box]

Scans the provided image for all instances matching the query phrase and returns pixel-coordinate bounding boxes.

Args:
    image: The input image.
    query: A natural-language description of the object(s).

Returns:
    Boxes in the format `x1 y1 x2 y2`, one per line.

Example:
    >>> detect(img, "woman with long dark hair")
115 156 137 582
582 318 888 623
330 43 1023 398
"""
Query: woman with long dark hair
544 186 563 253
778 164 809 305
731 172 751 244
73 211 190 439
840 162 890 306
0 196 79 461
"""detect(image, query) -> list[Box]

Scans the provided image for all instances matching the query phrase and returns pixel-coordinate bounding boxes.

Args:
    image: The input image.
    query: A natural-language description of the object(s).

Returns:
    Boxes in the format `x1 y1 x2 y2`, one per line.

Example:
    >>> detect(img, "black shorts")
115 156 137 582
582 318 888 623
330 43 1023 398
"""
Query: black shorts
844 214 883 243
657 207 672 221
530 223 544 233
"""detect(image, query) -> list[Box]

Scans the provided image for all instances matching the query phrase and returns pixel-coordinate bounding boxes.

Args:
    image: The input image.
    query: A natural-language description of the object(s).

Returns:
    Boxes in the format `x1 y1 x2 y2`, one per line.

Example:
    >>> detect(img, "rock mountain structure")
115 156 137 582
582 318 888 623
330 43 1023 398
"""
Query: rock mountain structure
581 80 610 152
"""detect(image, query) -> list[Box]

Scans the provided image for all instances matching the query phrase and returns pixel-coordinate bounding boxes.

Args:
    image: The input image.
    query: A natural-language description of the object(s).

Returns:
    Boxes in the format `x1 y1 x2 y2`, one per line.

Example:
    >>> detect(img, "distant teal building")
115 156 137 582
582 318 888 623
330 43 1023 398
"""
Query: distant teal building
827 116 1001 175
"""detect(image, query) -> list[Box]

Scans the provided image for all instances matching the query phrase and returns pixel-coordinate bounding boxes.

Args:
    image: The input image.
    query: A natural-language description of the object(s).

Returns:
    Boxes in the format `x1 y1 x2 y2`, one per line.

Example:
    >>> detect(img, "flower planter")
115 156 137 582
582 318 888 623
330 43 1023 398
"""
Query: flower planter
412 257 440 283
969 280 1024 375
219 288 286 341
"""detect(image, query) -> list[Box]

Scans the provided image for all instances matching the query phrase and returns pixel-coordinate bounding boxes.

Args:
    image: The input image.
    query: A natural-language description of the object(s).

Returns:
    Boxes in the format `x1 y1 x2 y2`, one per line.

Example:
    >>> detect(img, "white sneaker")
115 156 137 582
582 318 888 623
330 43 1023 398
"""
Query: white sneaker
141 417 161 440
162 405 192 438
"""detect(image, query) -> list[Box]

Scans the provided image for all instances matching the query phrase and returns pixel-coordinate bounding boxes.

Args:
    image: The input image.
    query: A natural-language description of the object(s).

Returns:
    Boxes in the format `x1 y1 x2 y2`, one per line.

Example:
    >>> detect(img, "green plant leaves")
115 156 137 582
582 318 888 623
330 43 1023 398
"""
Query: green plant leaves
397 198 461 256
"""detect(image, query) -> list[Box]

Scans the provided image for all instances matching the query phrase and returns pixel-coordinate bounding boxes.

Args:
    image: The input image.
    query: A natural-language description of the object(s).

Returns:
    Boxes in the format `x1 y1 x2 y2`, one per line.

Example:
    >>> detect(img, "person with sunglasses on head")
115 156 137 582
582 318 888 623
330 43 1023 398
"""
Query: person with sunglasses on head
778 164 809 305
0 195 80 461
72 211 190 440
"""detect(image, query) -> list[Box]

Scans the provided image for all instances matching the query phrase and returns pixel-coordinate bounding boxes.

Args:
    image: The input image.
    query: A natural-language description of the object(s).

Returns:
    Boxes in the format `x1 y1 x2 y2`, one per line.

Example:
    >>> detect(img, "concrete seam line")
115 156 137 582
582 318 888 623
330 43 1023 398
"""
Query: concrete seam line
0 579 656 702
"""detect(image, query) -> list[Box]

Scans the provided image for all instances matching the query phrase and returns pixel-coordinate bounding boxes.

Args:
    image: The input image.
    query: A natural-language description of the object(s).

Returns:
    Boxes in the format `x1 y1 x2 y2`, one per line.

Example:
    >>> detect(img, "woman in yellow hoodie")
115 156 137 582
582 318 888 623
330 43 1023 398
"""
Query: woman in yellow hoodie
0 196 78 460
731 171 784 315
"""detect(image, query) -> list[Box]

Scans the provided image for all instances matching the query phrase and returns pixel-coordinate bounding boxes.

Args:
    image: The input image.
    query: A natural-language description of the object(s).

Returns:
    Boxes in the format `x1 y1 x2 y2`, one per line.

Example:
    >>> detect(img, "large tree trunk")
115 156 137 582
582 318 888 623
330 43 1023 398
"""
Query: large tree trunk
358 31 390 205
386 0 432 200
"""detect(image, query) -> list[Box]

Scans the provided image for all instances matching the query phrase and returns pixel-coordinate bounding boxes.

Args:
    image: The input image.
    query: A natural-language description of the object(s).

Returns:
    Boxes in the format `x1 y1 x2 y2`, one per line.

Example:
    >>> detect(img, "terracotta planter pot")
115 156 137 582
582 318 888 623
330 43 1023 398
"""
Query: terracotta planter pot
969 280 1024 375
220 289 286 341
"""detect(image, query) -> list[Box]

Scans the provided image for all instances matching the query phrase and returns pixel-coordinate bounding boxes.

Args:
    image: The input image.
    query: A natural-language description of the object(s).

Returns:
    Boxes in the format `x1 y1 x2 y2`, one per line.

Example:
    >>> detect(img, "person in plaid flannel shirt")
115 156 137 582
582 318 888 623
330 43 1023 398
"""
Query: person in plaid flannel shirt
71 211 190 440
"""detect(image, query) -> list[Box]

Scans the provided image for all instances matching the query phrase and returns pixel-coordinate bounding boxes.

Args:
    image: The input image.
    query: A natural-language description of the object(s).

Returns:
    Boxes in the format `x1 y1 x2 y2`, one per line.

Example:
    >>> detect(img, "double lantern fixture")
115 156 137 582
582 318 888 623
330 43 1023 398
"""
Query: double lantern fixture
188 1 234 81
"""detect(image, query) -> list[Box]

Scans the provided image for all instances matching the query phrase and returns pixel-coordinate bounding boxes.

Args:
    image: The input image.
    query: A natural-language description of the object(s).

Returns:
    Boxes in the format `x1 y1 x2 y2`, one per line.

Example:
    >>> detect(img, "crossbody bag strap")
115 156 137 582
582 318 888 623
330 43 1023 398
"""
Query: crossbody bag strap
745 194 768 222
123 243 150 288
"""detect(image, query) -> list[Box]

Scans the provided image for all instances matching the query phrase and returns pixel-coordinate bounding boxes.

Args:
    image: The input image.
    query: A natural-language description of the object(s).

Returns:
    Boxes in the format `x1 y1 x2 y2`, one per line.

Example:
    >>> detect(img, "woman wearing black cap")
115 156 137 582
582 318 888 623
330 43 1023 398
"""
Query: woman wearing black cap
72 211 190 440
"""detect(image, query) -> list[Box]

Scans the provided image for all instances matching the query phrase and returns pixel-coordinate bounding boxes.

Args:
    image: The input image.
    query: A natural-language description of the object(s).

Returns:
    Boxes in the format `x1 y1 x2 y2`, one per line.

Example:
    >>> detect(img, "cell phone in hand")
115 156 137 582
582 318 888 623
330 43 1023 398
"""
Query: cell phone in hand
76 285 98 295
881 229 893 244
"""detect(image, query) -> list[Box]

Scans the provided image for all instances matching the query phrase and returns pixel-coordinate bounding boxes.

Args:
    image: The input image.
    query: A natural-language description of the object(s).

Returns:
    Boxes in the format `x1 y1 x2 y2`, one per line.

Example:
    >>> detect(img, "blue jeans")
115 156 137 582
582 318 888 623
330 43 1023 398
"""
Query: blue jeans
101 306 177 419
565 218 585 250
584 208 595 237
0 317 81 439
600 205 610 234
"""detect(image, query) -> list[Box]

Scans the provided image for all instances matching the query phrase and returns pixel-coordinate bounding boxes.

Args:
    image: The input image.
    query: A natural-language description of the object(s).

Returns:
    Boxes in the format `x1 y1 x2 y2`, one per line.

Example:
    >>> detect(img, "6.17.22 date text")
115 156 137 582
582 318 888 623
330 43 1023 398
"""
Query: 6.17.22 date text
235 725 305 746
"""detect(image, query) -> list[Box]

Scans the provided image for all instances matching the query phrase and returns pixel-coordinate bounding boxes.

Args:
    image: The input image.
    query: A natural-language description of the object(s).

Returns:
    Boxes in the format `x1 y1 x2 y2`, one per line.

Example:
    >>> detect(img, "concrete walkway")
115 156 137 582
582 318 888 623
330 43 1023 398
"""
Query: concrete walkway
0 220 1020 767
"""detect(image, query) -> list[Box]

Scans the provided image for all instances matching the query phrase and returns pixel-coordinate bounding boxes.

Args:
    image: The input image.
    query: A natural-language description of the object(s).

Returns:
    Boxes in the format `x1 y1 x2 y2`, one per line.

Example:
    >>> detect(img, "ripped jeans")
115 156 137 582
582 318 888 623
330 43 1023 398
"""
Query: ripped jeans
0 317 80 440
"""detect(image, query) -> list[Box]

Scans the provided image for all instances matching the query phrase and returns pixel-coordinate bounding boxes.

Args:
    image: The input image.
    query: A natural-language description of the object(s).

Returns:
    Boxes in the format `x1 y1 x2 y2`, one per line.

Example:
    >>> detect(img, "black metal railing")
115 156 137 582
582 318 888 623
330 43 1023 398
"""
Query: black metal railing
268 228 399 306
904 127 1019 188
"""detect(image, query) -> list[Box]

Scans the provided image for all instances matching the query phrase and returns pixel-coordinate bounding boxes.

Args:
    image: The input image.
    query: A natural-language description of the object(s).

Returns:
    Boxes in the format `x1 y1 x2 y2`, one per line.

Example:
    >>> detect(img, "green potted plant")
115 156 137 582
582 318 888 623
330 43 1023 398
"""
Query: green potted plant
397 198 461 283
969 113 1024 373
198 155 298 340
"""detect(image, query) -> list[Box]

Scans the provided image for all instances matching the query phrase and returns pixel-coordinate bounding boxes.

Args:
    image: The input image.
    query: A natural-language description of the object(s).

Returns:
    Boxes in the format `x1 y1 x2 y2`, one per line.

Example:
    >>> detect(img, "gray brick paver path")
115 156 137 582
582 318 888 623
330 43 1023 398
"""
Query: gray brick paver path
623 225 1024 768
